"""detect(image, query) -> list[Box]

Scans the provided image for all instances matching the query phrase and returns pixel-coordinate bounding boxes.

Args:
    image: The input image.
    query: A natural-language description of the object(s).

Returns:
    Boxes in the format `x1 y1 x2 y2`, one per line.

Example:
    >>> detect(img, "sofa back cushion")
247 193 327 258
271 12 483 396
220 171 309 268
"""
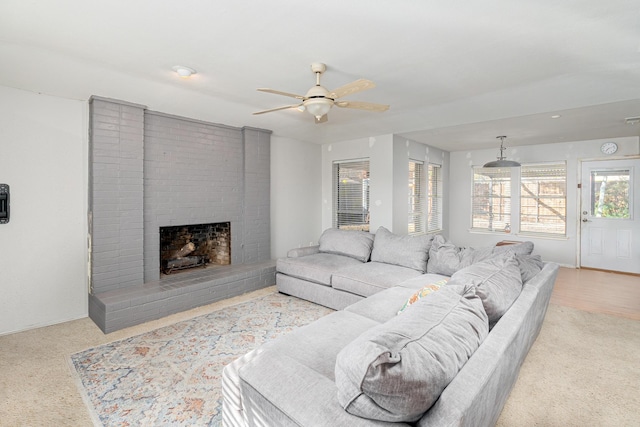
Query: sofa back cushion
516 254 544 282
493 241 534 256
334 284 489 423
426 235 465 275
318 228 375 262
370 226 434 273
450 253 523 325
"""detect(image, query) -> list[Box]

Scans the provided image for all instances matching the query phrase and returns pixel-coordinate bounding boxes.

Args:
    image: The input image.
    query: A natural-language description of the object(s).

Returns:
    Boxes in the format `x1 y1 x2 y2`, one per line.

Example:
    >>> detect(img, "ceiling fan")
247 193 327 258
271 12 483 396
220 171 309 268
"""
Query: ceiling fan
253 63 389 124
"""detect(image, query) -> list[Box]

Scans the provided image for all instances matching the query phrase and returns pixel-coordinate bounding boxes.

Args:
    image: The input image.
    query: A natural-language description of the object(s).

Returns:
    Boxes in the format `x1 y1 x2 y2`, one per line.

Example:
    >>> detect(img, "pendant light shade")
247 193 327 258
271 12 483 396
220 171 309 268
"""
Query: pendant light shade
484 136 520 168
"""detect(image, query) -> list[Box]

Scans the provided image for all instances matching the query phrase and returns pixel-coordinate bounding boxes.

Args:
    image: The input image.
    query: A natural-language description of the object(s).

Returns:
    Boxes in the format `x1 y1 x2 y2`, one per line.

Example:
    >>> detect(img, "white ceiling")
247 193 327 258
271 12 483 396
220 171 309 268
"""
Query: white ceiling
1 0 639 151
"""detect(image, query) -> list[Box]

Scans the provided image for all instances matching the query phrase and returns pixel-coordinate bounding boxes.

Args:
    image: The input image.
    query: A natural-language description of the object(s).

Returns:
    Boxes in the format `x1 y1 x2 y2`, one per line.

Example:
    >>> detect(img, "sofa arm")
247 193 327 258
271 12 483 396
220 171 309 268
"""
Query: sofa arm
287 245 320 258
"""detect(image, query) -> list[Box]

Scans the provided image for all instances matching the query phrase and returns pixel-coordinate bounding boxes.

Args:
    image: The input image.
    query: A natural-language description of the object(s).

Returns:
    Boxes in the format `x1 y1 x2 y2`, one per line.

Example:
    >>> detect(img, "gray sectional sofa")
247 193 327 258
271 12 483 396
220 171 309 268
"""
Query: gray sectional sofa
222 227 559 426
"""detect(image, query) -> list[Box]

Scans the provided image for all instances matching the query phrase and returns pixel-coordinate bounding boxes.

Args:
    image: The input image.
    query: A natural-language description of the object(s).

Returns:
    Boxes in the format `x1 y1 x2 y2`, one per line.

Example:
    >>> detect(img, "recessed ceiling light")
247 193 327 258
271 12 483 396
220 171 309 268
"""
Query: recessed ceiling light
551 115 561 119
172 65 196 78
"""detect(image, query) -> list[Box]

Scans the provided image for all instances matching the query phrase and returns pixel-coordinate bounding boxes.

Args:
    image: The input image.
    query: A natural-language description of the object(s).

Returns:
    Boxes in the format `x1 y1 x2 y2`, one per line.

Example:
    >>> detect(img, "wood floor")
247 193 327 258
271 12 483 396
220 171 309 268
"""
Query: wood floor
551 267 640 320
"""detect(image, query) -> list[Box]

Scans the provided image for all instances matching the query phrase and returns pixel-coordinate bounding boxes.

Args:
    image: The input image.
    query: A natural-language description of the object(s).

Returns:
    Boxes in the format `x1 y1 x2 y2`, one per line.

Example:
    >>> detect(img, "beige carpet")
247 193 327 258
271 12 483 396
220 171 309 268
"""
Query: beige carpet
1 287 638 426
497 304 640 426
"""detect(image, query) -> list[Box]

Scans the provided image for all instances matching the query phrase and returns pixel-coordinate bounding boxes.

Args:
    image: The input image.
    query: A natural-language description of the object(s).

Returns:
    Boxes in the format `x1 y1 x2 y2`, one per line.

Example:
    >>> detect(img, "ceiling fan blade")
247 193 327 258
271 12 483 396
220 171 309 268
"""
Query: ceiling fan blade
328 79 376 99
253 104 302 115
257 88 305 100
314 114 328 124
334 100 389 112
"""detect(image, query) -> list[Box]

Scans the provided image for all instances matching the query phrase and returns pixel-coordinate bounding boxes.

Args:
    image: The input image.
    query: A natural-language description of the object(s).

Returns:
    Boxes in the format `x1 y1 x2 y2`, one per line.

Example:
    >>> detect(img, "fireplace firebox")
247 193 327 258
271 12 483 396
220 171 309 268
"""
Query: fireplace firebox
160 222 230 275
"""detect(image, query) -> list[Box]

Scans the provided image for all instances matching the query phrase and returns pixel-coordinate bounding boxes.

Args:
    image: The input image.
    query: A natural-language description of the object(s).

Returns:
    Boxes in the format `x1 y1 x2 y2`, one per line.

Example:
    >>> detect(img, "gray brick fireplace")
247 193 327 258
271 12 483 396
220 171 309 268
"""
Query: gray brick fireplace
88 96 274 333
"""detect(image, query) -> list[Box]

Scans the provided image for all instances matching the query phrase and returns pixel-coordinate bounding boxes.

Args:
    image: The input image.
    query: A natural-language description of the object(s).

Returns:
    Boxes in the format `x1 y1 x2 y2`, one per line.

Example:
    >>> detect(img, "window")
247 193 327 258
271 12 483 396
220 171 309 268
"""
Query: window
520 163 567 235
471 162 568 236
408 160 425 234
471 167 512 232
333 159 370 231
427 164 443 232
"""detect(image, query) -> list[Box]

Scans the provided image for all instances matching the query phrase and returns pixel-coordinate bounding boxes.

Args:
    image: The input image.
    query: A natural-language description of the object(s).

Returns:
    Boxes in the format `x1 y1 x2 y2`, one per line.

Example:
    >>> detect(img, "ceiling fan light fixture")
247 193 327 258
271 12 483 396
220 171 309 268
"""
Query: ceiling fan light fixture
483 136 520 168
304 98 332 119
253 62 388 123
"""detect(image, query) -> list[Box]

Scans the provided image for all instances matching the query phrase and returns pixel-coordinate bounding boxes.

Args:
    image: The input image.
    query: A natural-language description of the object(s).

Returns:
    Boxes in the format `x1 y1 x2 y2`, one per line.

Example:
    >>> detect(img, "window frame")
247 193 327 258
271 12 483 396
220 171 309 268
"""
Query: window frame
408 159 426 235
427 163 443 233
519 162 567 236
470 161 568 237
470 166 513 232
332 158 370 232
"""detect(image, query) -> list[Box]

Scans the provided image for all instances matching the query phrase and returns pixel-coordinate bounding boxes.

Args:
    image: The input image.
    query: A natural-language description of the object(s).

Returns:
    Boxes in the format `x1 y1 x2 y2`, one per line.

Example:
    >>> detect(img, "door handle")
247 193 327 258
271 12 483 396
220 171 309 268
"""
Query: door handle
582 218 591 223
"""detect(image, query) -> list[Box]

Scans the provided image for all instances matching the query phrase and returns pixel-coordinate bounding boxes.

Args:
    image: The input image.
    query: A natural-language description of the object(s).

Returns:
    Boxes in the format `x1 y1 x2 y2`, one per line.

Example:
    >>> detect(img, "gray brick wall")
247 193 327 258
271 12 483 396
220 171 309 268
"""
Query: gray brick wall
143 112 253 281
243 127 271 263
88 98 272 332
89 97 145 293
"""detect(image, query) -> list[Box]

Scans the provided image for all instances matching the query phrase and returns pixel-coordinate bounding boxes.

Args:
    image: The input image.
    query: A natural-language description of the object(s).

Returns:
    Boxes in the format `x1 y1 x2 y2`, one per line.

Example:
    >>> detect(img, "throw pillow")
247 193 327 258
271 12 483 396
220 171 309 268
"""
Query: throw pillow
370 226 434 273
396 278 449 314
335 284 489 422
318 228 375 262
426 235 473 275
450 253 523 325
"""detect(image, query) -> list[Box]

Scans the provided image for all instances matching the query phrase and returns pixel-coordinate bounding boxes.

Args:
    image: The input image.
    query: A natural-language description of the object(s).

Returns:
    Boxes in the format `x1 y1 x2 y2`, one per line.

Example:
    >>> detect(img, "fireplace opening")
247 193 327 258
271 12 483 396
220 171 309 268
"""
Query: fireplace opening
160 222 230 275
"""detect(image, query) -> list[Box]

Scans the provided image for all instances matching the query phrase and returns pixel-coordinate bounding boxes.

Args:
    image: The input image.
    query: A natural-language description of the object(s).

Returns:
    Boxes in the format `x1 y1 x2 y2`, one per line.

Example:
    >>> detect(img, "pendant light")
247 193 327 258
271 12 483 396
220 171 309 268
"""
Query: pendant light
483 136 521 168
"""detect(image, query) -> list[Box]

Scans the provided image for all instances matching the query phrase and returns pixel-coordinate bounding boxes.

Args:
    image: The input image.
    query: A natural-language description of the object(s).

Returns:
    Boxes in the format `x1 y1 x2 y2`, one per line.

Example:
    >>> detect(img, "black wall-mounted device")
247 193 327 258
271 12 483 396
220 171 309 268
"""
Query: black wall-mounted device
0 184 9 224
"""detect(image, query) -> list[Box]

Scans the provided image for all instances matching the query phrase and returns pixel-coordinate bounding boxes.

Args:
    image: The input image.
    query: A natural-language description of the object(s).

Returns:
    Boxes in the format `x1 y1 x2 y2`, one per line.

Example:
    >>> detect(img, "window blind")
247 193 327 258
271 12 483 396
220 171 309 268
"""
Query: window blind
333 159 370 231
408 160 425 234
427 164 443 232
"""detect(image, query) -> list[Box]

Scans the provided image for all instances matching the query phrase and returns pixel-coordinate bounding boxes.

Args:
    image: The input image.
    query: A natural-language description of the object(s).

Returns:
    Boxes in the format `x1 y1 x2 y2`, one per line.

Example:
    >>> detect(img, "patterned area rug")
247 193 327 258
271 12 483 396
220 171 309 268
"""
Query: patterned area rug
70 293 333 426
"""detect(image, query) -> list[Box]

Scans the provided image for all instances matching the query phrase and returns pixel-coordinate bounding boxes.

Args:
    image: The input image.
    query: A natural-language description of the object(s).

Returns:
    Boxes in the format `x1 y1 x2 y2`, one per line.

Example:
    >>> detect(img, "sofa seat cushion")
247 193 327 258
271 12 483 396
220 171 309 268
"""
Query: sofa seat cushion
331 262 423 297
335 284 489 422
277 253 363 286
370 227 434 272
395 273 451 290
396 278 449 314
250 310 380 380
237 310 387 427
345 286 419 323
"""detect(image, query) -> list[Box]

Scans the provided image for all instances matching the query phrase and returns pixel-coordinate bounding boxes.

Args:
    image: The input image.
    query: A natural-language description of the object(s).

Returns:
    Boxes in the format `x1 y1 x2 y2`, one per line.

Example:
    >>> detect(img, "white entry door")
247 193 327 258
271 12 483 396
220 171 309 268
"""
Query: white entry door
580 159 640 274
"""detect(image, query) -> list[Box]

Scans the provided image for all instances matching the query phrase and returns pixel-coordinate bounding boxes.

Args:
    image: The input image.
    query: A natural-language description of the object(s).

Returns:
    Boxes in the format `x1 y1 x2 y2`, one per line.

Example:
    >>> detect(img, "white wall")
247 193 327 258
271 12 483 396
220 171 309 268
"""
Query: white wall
392 135 450 233
0 86 88 335
321 134 450 235
448 136 640 267
321 135 394 232
270 136 323 257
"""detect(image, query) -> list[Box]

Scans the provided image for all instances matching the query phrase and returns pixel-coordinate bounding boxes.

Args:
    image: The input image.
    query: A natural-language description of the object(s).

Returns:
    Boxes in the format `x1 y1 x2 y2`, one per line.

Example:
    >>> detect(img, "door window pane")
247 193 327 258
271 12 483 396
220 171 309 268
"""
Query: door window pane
590 169 630 218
